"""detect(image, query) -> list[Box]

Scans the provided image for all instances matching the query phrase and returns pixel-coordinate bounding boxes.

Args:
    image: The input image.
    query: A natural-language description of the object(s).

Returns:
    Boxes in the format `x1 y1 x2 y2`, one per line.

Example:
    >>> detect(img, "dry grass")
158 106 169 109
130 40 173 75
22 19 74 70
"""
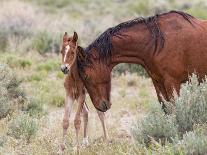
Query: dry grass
1 0 207 154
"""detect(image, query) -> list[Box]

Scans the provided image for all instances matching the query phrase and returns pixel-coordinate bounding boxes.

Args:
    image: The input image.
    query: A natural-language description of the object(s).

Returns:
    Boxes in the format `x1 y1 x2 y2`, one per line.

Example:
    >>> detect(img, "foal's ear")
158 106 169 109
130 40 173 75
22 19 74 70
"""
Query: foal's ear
72 31 78 42
63 32 68 42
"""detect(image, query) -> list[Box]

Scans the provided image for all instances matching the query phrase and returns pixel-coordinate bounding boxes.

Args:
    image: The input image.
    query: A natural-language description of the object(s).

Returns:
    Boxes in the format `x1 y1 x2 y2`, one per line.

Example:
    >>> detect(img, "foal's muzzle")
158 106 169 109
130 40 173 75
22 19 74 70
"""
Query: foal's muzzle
61 65 69 74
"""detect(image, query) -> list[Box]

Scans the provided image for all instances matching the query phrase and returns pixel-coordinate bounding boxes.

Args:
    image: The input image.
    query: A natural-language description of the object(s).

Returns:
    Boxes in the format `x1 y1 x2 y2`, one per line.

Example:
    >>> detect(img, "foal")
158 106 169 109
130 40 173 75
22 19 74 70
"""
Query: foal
60 32 108 150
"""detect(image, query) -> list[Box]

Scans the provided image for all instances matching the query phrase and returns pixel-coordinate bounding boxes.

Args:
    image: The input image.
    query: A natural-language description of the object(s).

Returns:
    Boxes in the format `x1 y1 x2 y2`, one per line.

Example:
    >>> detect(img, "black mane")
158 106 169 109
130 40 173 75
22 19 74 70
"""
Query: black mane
84 10 194 61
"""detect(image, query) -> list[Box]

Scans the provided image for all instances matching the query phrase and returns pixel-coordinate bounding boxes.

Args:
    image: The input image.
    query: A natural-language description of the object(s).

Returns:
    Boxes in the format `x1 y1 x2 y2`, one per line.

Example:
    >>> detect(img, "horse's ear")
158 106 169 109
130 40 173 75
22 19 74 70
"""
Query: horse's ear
63 32 68 42
72 31 78 42
77 46 86 61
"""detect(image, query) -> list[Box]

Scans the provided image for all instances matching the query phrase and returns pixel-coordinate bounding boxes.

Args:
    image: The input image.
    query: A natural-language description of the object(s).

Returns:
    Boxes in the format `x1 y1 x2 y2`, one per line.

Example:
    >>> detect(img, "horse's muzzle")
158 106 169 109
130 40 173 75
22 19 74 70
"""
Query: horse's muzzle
95 101 111 112
61 65 69 74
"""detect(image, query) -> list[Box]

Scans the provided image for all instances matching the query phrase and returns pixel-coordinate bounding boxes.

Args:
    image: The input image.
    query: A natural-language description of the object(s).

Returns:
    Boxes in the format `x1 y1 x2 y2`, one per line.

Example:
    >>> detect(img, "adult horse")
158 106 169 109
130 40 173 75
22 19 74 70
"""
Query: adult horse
62 11 207 112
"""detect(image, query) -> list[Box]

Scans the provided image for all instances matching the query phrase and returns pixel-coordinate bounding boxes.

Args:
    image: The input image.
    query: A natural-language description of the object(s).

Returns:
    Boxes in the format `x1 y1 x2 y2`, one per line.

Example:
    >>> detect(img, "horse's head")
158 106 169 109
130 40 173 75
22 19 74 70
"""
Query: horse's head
60 32 78 74
79 48 112 112
82 63 112 112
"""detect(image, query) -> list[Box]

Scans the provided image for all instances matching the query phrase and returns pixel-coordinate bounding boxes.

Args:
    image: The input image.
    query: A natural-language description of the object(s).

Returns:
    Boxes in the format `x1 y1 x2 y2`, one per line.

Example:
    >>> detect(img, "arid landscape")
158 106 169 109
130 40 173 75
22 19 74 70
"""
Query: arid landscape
1 0 207 154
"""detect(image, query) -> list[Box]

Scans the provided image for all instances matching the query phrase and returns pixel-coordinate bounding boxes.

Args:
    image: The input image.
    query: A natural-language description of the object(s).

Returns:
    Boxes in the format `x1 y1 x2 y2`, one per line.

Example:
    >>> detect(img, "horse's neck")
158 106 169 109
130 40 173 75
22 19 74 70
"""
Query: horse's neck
110 26 152 69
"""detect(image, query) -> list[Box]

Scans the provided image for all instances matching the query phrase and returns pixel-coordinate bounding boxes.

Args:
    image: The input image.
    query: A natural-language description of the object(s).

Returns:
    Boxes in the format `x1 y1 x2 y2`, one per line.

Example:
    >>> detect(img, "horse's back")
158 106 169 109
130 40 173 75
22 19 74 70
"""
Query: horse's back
154 13 207 80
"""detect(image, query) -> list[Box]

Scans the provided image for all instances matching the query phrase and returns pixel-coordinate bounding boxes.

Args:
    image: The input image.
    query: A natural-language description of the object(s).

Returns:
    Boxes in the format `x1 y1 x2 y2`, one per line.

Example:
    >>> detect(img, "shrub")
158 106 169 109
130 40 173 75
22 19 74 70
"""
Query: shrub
132 103 178 146
0 31 8 52
174 74 207 133
0 135 7 147
49 95 65 107
0 1 35 51
6 56 32 69
36 59 60 72
35 0 70 9
27 71 47 82
0 88 11 119
113 63 147 77
0 64 26 118
31 31 60 55
23 97 47 118
8 114 38 142
175 129 207 155
132 74 207 151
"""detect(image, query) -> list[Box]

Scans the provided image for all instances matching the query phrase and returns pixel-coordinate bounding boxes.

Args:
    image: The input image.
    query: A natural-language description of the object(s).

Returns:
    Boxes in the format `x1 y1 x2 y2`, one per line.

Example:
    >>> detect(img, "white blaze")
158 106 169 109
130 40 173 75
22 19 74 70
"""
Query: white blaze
64 45 70 62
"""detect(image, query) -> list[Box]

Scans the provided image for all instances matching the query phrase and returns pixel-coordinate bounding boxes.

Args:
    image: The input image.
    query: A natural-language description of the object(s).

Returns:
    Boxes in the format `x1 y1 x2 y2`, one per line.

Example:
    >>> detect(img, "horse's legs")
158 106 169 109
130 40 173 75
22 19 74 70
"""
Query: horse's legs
96 110 108 140
74 95 85 149
61 95 74 150
82 102 89 146
163 75 180 100
152 79 169 112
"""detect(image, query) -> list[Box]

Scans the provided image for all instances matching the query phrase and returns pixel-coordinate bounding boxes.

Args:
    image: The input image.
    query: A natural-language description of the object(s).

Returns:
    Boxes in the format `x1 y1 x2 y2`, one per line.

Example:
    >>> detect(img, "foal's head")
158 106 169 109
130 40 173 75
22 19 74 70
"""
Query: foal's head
60 32 78 74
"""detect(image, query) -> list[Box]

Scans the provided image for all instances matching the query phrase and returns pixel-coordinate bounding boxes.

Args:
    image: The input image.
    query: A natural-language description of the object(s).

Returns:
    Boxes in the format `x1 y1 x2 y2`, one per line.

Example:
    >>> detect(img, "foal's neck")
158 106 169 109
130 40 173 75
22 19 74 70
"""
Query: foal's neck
69 61 81 82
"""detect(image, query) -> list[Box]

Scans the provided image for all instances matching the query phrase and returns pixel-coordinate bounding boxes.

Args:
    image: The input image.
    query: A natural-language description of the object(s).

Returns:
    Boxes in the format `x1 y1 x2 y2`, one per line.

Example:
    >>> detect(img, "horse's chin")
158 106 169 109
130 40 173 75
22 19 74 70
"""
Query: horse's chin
95 106 108 112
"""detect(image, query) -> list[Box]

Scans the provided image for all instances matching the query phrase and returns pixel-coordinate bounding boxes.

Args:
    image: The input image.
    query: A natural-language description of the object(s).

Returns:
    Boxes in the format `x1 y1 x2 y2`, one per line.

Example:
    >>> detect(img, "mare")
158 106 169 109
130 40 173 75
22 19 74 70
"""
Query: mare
60 32 108 150
73 11 207 112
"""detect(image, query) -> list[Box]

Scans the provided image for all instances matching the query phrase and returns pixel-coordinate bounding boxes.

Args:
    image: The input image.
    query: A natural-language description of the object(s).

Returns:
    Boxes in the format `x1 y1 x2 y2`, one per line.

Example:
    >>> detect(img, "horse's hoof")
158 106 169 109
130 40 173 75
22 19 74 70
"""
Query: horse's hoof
82 137 89 147
60 143 66 151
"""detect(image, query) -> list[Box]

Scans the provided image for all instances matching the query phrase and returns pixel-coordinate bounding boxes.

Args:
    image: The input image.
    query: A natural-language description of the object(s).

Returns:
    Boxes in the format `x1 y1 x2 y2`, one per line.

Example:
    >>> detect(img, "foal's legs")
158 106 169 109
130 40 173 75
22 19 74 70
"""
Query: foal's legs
82 102 89 146
61 95 74 150
96 110 108 140
74 95 85 149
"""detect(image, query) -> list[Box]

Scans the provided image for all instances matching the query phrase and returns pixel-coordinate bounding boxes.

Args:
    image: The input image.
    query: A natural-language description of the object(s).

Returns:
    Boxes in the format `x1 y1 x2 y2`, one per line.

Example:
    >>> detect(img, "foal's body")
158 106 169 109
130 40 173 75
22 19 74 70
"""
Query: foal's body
62 63 89 149
60 32 108 150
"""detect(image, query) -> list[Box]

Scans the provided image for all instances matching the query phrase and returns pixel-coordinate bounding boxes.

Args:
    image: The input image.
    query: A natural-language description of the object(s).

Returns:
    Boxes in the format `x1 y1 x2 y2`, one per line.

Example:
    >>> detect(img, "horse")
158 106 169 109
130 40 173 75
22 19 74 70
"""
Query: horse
67 11 207 113
60 32 108 151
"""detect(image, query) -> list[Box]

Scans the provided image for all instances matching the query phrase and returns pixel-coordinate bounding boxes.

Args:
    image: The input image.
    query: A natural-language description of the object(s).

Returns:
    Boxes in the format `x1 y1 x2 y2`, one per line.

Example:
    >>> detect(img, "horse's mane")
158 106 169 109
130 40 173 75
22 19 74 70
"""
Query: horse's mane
84 10 194 61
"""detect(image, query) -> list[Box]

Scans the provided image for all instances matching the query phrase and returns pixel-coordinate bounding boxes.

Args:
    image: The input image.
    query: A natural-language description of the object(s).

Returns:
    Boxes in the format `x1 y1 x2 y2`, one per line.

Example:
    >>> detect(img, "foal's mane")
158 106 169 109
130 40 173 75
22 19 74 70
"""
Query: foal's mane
84 10 194 61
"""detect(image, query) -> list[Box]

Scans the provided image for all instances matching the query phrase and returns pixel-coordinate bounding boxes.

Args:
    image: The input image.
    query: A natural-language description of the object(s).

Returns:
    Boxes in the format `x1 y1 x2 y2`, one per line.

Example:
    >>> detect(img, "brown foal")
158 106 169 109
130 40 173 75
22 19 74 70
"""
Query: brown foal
60 32 108 150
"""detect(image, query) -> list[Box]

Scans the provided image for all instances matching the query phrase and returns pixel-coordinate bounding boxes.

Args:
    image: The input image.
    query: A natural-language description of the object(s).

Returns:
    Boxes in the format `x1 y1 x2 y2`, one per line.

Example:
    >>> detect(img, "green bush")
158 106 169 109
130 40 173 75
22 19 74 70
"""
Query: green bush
8 114 38 142
132 74 207 152
23 97 47 118
27 71 47 82
0 89 11 119
0 31 8 52
0 6 33 51
49 95 65 107
132 103 178 146
5 56 32 69
175 129 207 155
174 74 207 133
35 0 70 9
36 59 60 72
0 64 27 118
31 31 60 55
113 63 147 77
